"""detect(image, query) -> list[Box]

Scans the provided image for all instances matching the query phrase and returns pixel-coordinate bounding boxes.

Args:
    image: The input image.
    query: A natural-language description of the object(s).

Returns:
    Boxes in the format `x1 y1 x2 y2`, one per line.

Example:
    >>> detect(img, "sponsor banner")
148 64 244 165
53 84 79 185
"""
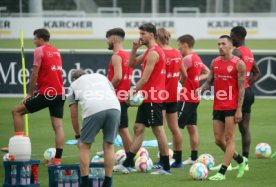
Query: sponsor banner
1 17 276 39
0 51 275 97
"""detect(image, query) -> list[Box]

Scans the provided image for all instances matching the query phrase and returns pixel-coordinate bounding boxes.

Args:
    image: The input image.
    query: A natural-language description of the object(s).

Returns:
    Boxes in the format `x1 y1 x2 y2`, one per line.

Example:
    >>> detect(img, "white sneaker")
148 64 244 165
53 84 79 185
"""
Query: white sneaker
182 157 196 165
210 163 233 171
151 169 172 175
113 164 129 174
169 158 175 166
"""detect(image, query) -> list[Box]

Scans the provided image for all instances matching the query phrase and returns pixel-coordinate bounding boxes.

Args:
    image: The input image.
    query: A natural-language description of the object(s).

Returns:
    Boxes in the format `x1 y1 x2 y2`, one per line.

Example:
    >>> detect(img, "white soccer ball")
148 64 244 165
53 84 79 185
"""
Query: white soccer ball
114 149 126 165
255 143 272 158
91 155 104 163
130 92 144 106
196 154 215 169
189 162 208 180
147 157 153 171
135 147 149 160
43 148 56 161
135 156 151 172
157 148 174 160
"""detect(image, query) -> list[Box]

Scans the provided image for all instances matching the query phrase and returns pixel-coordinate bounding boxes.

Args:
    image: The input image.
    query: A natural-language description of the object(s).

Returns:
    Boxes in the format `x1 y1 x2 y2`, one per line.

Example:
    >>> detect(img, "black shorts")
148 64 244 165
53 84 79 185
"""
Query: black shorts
24 93 65 118
162 102 177 114
177 102 199 128
119 102 129 129
212 110 236 123
242 87 255 114
135 102 163 127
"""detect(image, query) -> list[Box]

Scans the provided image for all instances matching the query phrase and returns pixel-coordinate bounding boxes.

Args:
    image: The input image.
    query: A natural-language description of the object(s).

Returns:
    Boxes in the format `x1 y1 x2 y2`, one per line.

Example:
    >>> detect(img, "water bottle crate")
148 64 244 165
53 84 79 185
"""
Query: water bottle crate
48 163 107 187
2 160 40 187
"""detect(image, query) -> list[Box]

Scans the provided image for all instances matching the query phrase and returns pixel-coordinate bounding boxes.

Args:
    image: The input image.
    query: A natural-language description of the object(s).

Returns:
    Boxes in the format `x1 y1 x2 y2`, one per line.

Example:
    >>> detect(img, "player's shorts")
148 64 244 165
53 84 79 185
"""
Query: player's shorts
80 109 120 144
213 110 236 123
119 102 129 129
242 87 255 114
135 102 163 127
162 102 177 114
177 102 199 128
24 93 65 118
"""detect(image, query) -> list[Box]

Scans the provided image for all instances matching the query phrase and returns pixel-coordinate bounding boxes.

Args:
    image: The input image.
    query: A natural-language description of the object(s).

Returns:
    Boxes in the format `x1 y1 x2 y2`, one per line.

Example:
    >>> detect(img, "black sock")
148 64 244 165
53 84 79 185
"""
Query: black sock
234 154 244 164
173 150 182 163
55 148 63 159
123 152 135 167
81 176 89 187
159 154 164 165
161 155 170 171
243 152 249 158
102 176 112 187
218 165 227 175
191 150 198 161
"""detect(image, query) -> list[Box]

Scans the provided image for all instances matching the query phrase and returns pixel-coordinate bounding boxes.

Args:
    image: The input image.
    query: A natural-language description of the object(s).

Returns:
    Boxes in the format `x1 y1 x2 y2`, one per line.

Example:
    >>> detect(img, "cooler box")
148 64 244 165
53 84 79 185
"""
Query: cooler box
3 160 40 187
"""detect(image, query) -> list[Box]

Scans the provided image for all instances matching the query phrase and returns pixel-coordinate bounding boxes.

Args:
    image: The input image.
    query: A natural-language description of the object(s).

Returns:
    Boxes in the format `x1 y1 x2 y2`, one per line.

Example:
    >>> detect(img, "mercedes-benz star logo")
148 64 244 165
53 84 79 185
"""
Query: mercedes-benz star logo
255 57 276 94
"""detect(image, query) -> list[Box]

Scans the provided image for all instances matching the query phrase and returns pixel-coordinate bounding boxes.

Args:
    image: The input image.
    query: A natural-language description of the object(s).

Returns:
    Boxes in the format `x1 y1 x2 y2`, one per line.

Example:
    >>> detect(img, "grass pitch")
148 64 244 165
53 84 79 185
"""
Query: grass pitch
0 98 276 186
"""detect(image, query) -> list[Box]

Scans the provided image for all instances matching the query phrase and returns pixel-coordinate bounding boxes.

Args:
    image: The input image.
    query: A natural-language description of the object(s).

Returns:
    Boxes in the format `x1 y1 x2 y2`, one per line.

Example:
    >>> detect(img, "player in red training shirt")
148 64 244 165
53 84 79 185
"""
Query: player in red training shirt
200 35 247 180
11 28 64 165
156 28 187 168
107 28 133 154
230 26 261 170
114 23 171 175
177 34 210 166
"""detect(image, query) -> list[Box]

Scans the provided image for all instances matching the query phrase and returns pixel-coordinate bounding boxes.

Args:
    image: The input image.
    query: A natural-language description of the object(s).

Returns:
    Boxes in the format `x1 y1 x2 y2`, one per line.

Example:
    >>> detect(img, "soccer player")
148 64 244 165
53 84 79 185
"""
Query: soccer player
113 23 171 175
11 28 65 165
156 28 187 168
200 35 248 180
106 28 133 153
177 34 210 165
68 70 120 187
230 26 261 170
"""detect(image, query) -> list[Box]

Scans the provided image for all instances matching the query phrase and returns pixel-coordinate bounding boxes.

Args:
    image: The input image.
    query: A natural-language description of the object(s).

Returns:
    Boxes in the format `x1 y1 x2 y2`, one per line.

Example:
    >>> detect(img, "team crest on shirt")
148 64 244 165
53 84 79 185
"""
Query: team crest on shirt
227 66 233 73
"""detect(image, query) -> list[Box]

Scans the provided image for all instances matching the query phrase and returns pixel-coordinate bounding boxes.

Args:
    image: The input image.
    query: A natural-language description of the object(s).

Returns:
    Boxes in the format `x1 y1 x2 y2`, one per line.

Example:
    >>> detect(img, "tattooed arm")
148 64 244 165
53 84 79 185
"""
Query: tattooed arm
235 59 246 123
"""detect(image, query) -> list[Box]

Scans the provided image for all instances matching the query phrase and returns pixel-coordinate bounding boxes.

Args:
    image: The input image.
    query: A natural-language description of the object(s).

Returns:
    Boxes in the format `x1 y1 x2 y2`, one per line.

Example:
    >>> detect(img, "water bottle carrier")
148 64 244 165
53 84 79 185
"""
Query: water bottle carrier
3 160 40 187
48 163 108 187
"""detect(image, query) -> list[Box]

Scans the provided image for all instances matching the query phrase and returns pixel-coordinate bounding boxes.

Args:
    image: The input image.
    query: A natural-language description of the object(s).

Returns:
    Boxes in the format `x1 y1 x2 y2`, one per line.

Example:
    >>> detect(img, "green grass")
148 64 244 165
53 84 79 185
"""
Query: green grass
1 98 276 186
1 39 276 50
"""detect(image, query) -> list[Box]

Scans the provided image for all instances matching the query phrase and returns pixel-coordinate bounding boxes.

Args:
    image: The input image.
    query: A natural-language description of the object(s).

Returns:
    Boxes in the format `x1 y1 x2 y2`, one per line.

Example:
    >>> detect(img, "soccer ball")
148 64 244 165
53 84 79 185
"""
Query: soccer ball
157 148 174 160
135 156 151 172
255 143 272 158
114 149 126 165
135 147 149 160
189 163 208 180
197 154 215 169
3 153 14 161
147 157 153 170
130 92 144 106
91 155 104 163
43 148 56 161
